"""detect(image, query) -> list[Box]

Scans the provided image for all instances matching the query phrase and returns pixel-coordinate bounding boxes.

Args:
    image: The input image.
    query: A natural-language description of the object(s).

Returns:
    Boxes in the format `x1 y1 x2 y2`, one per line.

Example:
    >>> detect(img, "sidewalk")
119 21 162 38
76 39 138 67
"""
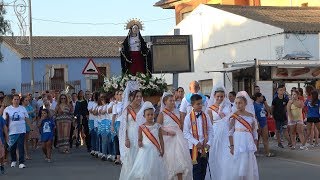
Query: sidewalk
257 138 320 165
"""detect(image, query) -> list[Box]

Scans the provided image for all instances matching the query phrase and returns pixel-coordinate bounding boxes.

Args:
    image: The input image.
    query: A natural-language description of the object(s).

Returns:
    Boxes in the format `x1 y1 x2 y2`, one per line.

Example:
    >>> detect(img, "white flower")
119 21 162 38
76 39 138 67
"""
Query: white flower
112 84 118 89
141 74 146 78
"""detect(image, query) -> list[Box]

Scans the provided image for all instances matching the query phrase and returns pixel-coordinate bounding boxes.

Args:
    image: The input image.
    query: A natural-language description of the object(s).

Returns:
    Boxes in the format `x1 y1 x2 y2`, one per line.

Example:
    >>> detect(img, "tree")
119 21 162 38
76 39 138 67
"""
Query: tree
0 2 11 59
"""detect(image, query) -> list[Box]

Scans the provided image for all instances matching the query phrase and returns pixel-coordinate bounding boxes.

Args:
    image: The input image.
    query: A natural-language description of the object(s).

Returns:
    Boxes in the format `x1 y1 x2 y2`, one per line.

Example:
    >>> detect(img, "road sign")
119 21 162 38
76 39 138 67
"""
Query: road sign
85 74 98 79
82 58 99 75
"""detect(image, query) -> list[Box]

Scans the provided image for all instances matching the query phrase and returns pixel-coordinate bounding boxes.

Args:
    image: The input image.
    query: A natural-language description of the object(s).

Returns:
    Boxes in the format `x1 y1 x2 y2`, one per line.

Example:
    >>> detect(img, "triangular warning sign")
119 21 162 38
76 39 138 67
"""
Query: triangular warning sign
82 58 99 75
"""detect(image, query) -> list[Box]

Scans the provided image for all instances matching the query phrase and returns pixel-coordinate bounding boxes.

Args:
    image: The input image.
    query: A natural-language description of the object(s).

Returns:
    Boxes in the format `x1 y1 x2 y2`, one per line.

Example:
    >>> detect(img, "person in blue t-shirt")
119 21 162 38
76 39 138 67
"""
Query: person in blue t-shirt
0 116 8 174
254 93 274 157
301 90 320 149
38 109 55 163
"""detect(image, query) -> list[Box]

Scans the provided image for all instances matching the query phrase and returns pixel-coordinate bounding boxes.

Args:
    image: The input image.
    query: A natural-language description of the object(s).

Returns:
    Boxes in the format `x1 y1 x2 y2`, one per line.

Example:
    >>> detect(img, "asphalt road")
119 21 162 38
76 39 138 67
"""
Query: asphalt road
1 148 320 180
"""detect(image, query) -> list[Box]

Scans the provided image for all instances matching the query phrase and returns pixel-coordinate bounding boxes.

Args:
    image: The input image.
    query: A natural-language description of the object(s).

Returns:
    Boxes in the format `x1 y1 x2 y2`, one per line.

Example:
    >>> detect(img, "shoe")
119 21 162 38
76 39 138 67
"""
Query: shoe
266 152 275 157
111 155 115 161
19 164 26 169
101 155 106 161
314 143 319 147
107 154 112 161
290 146 296 150
278 143 284 148
114 160 121 165
11 161 17 168
0 166 4 174
90 150 95 156
300 145 308 150
98 153 103 158
47 159 52 163
307 143 314 148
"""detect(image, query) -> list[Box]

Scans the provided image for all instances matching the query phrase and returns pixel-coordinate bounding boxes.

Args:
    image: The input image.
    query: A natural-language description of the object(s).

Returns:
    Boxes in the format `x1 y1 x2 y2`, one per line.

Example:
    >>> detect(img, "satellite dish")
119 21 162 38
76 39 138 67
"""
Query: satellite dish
49 67 55 78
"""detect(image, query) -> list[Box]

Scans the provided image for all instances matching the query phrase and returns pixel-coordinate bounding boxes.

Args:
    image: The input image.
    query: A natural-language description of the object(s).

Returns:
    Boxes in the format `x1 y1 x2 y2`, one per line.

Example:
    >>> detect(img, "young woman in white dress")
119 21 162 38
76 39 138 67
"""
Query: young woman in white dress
228 91 259 180
205 86 233 180
119 81 143 180
128 101 167 180
157 92 192 180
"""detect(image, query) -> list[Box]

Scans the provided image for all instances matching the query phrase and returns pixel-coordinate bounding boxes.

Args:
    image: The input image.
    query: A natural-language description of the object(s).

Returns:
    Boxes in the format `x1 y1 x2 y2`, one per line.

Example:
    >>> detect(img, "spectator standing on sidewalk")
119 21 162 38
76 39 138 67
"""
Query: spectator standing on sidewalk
301 90 320 149
252 85 271 114
271 85 291 148
254 93 274 156
287 90 305 150
228 91 236 108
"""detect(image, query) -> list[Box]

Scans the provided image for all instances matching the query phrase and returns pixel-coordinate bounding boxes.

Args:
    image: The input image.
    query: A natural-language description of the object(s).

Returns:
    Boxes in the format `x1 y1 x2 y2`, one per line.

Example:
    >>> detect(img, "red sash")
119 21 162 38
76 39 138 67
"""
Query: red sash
209 104 225 119
127 106 137 121
231 113 253 136
209 105 219 114
140 124 161 153
190 110 208 164
163 108 181 127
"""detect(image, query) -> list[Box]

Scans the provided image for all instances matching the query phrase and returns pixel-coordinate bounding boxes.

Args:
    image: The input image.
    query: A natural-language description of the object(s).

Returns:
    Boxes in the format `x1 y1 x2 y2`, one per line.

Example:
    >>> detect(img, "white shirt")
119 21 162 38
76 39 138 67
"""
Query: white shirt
37 99 44 109
112 101 124 122
87 101 94 120
183 111 213 150
106 102 115 120
50 100 57 110
179 95 209 114
3 105 28 135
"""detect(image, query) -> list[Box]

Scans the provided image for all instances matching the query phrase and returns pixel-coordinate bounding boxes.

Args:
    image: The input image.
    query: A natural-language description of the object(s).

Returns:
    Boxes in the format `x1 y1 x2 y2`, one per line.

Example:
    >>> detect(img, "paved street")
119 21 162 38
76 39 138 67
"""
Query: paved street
1 145 320 180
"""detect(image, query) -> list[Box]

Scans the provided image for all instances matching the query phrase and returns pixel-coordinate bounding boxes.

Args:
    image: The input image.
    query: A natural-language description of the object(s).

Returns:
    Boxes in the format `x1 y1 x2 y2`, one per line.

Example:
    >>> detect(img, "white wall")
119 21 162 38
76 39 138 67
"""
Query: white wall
284 34 319 59
0 43 22 94
167 4 285 92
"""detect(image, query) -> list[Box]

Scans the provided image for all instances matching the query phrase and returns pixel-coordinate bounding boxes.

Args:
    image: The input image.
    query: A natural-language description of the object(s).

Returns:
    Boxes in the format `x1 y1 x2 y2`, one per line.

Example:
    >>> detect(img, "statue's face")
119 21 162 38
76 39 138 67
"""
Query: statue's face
131 25 139 35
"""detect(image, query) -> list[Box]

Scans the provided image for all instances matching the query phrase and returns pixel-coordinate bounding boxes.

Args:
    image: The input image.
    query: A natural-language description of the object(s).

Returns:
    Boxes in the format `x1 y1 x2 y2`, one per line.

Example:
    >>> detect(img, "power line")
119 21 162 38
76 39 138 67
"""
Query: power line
31 17 175 26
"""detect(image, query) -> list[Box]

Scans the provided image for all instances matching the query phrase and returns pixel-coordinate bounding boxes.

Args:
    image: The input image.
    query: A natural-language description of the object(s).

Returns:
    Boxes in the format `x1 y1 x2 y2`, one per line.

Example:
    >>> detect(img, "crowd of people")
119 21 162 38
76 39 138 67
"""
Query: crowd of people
0 89 93 174
0 80 320 180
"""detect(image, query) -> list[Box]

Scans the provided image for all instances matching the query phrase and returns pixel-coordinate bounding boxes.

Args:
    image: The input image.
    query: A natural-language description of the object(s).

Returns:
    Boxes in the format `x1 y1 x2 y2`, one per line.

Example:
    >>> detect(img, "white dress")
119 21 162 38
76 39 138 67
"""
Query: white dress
206 105 233 180
119 113 139 180
228 115 259 180
127 123 168 180
162 110 193 180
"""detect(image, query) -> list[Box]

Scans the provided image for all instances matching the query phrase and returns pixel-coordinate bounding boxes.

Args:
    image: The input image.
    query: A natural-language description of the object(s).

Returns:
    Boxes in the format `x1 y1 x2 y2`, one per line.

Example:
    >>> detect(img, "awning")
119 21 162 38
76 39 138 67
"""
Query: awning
206 65 253 73
207 60 320 73
258 60 320 67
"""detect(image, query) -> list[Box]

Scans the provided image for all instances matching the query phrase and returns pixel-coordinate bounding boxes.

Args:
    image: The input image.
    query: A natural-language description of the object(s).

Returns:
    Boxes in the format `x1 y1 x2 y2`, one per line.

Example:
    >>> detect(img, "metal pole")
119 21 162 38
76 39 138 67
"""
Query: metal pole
29 0 35 94
255 58 259 83
173 28 180 89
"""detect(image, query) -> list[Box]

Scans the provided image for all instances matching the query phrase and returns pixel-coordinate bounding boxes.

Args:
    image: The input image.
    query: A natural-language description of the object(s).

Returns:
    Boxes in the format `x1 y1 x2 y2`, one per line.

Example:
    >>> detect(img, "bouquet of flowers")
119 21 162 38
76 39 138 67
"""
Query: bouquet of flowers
103 73 167 96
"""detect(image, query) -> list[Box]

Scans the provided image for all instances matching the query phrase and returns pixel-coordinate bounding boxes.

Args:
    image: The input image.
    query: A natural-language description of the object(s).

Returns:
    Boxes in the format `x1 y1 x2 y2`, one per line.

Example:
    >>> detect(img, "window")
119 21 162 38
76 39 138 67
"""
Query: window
51 68 65 91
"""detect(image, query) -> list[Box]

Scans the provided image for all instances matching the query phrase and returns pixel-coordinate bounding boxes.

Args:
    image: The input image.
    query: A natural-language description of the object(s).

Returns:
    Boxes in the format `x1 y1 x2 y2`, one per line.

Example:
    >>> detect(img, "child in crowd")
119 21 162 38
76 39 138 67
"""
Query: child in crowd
127 101 167 179
39 109 55 163
183 94 213 180
0 116 8 174
228 91 259 180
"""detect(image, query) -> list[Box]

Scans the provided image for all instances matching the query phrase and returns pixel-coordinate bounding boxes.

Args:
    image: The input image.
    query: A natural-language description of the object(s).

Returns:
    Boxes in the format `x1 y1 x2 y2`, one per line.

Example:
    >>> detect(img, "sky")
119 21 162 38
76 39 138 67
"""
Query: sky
3 0 176 36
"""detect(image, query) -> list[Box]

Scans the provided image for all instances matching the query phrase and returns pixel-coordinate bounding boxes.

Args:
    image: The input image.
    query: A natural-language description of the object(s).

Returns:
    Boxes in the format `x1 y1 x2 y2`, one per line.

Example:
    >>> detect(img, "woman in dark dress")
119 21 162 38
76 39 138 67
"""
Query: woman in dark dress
74 90 90 151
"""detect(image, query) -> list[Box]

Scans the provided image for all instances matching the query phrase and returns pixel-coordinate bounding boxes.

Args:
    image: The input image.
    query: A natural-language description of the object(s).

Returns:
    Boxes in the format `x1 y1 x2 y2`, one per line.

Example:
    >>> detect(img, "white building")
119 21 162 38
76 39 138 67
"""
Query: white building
165 4 320 98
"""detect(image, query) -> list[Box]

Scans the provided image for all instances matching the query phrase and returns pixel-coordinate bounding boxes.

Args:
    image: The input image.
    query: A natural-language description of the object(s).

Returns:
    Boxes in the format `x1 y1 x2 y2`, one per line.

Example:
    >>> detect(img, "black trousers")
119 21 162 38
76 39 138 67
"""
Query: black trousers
114 135 120 156
190 150 208 180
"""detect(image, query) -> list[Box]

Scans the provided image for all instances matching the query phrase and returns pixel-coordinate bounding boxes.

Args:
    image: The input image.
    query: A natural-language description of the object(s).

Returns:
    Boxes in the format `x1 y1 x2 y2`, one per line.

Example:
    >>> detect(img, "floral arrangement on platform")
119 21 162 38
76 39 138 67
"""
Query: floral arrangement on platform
103 73 167 96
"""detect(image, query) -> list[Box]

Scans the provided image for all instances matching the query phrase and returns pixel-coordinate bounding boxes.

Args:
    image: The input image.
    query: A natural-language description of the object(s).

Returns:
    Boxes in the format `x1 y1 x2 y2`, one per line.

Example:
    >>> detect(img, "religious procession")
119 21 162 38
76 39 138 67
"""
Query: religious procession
2 0 320 180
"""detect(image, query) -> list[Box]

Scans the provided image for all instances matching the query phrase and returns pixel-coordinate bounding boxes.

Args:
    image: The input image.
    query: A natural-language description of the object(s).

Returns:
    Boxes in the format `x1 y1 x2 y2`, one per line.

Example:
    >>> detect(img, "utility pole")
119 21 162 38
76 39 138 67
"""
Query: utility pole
29 0 35 93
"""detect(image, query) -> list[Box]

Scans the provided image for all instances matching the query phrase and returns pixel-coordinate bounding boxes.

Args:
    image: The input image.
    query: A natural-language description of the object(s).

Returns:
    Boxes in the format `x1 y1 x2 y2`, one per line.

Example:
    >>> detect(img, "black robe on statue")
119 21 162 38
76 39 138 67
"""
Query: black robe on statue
120 32 152 75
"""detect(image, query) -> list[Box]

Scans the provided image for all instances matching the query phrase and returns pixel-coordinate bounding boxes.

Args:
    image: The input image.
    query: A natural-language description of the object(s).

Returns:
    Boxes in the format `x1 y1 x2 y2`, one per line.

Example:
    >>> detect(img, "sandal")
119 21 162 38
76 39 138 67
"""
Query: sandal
114 160 121 165
266 152 275 157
